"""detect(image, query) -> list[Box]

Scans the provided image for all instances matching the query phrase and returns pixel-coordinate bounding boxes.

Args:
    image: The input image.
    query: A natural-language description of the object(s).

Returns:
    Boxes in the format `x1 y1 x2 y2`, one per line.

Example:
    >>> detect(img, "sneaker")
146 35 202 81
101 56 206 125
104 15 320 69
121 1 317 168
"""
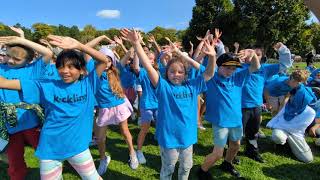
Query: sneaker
196 167 213 180
97 155 111 175
232 156 241 165
136 150 146 164
219 160 241 178
257 130 266 139
128 153 139 170
198 125 206 131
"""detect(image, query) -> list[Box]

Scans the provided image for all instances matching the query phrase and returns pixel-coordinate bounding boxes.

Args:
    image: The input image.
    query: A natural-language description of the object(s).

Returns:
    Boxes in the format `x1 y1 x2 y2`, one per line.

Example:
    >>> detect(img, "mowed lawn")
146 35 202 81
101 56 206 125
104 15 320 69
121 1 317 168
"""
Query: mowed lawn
1 62 320 180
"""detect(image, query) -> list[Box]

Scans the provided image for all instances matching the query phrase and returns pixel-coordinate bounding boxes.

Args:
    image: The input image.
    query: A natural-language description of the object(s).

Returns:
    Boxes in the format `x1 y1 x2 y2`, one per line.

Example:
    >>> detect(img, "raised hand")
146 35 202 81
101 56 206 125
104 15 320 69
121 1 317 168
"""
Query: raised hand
201 40 216 57
120 29 140 44
114 35 123 45
237 49 256 62
9 26 25 38
0 36 24 45
147 34 156 43
137 32 145 46
47 35 80 50
39 39 50 46
214 28 222 40
234 42 239 49
165 37 179 53
196 30 211 41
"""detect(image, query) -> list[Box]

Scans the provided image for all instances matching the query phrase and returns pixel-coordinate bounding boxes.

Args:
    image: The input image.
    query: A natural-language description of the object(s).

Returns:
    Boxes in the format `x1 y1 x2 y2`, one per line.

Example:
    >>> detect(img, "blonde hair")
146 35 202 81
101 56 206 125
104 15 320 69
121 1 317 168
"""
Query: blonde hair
106 65 125 98
290 69 309 83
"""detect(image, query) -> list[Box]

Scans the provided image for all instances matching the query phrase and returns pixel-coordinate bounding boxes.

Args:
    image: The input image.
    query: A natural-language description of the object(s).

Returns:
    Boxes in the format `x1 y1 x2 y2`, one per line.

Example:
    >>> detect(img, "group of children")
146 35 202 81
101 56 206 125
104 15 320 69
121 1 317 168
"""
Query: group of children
0 26 319 180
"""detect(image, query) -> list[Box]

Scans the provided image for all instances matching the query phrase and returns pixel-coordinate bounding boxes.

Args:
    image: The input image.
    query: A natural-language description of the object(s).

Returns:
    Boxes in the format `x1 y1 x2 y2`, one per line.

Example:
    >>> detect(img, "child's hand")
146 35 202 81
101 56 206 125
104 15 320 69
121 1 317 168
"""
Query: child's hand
147 35 156 43
214 28 222 40
189 41 194 47
9 26 25 38
237 49 256 62
114 35 123 45
120 29 140 44
0 36 24 45
201 39 216 57
47 35 81 50
39 39 50 46
165 37 180 53
234 42 239 49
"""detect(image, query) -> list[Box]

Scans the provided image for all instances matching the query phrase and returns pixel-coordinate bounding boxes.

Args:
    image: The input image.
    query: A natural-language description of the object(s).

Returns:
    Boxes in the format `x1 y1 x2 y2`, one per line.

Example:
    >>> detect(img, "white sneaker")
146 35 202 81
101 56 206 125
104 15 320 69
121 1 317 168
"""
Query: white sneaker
128 153 139 170
198 125 206 131
136 150 146 164
97 155 111 175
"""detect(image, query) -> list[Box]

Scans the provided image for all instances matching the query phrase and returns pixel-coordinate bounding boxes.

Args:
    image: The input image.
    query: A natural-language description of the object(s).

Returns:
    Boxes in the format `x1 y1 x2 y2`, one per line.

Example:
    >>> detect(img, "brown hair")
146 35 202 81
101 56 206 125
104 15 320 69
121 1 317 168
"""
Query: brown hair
165 57 188 80
7 44 35 62
290 70 309 83
106 65 125 98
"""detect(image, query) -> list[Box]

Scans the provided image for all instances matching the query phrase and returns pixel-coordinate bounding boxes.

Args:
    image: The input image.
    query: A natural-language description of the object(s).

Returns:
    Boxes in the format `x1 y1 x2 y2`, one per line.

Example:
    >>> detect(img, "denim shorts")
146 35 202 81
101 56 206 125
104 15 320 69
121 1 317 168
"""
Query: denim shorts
140 108 158 124
213 125 243 148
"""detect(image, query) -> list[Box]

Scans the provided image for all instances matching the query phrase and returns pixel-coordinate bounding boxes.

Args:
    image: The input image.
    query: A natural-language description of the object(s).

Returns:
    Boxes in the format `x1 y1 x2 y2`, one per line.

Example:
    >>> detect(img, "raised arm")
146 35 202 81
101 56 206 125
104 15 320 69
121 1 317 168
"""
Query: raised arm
114 36 128 53
86 35 113 48
121 29 159 87
9 26 25 38
238 49 261 73
47 35 109 77
201 40 216 81
120 47 134 67
148 34 161 56
188 41 194 57
165 37 201 70
0 76 21 90
0 36 53 63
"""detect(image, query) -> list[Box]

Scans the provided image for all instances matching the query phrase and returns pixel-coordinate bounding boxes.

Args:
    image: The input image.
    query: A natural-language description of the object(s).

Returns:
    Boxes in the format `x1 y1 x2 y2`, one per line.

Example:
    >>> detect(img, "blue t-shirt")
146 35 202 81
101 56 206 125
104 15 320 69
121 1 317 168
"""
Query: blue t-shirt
265 76 292 97
0 58 48 134
284 85 316 121
188 65 205 80
242 64 279 108
43 63 60 80
155 75 207 148
20 70 100 160
95 72 125 108
117 63 136 89
205 68 250 127
138 68 158 109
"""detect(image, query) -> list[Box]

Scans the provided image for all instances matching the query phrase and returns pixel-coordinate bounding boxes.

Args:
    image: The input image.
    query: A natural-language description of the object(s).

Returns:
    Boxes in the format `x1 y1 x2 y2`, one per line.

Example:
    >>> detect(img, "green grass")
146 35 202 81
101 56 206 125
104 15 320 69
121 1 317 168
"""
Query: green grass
1 114 320 180
1 62 320 179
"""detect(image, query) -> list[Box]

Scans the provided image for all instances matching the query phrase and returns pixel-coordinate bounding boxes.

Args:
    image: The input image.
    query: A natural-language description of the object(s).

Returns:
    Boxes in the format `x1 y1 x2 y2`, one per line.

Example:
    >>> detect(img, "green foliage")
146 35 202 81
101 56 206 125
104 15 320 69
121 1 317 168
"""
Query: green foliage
32 23 55 42
148 26 178 46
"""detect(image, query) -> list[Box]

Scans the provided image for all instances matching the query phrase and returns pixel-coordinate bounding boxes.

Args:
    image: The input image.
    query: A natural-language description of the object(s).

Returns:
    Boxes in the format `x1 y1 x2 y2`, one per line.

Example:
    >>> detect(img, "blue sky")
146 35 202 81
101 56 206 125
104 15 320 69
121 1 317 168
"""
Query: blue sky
0 0 318 32
0 0 195 32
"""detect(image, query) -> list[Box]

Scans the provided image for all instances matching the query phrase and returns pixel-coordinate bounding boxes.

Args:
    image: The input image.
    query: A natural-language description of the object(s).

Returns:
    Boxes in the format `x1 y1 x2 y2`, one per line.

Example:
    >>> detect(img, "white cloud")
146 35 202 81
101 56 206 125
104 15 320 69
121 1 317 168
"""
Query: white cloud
96 10 120 19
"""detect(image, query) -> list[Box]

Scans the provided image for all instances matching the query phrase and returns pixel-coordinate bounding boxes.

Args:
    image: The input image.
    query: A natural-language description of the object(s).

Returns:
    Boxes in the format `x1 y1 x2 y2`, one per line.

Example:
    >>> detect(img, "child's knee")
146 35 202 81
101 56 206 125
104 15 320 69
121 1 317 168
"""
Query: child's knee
272 130 287 145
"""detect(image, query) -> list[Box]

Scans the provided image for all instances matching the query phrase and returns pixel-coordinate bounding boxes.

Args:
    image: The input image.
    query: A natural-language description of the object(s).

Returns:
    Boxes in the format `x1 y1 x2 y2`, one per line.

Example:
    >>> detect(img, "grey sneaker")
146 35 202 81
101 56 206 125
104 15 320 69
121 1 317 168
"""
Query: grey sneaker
198 125 206 131
136 150 146 164
97 155 111 175
257 130 266 138
128 153 139 170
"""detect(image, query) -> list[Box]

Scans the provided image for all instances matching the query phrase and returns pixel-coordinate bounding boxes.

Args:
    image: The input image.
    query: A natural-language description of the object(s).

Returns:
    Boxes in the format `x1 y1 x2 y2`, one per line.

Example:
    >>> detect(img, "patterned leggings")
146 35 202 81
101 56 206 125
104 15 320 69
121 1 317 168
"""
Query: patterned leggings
40 149 101 180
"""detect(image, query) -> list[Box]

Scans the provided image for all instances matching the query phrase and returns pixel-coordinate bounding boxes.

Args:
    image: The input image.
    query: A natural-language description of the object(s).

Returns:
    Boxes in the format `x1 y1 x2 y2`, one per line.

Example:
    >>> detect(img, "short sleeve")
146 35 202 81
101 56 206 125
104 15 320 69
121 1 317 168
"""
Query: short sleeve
20 80 42 104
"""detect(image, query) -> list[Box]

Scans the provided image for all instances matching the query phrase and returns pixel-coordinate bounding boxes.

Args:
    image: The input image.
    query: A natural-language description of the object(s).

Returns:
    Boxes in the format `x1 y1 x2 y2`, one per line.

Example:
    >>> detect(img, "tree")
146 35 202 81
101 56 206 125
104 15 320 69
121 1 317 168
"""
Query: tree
32 23 55 42
148 26 178 45
232 0 309 55
182 0 233 49
80 25 97 43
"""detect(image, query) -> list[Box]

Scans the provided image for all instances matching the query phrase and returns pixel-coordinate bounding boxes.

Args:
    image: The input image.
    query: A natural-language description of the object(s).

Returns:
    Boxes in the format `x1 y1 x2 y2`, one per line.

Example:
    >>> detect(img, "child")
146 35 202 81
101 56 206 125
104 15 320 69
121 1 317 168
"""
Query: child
0 35 109 179
266 70 316 163
133 50 159 164
92 47 139 174
0 35 52 180
121 28 216 180
198 50 261 179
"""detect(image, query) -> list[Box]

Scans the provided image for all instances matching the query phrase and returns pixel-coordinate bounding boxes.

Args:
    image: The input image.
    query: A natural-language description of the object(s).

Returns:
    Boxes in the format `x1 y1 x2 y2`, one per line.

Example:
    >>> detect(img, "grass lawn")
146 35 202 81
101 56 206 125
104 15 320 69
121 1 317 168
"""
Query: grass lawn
1 62 320 179
1 113 319 180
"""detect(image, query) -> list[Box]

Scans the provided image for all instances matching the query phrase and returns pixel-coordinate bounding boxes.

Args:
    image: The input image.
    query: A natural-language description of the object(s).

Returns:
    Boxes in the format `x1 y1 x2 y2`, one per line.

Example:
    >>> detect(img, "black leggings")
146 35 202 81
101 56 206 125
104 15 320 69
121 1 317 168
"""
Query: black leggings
242 107 262 140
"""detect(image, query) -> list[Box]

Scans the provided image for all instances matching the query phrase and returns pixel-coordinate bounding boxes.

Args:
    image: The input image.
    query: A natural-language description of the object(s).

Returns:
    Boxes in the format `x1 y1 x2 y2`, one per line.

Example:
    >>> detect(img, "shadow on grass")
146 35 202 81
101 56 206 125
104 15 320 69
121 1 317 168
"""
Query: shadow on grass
262 162 320 180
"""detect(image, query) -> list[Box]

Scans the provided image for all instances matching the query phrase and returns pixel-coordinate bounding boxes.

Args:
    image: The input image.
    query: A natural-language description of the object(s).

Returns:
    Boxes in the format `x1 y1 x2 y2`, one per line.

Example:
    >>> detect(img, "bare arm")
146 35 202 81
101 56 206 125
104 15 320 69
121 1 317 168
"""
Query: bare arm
121 29 159 87
148 35 161 55
0 36 53 63
120 48 133 67
114 36 128 53
86 35 113 48
201 40 216 81
238 49 261 73
0 77 21 90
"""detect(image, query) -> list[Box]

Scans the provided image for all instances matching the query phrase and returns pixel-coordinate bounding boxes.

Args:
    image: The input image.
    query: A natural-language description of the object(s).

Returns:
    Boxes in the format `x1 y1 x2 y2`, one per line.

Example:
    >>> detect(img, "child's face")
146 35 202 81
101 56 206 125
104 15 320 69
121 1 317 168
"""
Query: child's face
218 66 237 78
58 63 84 83
167 62 186 85
316 73 320 80
105 57 113 70
7 47 28 68
148 53 155 65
